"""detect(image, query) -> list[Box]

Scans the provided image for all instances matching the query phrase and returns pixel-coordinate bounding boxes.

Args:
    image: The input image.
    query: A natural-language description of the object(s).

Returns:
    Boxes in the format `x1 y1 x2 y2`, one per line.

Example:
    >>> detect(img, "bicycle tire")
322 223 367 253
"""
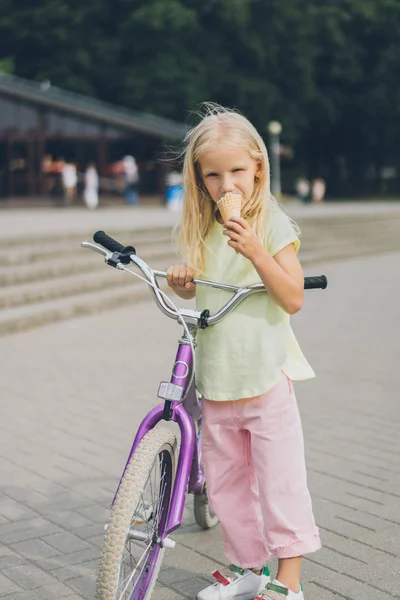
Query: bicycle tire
193 487 219 530
95 426 177 600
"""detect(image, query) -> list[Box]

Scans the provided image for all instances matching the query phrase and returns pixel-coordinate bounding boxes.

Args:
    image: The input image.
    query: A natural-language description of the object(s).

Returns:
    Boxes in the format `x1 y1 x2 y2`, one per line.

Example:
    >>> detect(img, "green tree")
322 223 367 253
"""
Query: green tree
1 0 399 194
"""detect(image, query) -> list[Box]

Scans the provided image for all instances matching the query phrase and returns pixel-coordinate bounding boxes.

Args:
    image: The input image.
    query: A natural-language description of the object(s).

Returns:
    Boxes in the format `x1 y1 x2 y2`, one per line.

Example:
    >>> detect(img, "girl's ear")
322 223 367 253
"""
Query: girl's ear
255 160 263 180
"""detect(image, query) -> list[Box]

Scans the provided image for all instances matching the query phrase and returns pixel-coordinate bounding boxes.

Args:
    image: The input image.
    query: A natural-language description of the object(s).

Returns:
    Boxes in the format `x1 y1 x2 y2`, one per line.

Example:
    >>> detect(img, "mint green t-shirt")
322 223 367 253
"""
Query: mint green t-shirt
195 208 315 401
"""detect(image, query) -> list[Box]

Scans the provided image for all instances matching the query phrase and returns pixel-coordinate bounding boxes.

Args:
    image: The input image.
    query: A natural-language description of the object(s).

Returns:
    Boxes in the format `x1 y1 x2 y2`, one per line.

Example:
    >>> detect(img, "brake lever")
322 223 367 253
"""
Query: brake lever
81 241 113 261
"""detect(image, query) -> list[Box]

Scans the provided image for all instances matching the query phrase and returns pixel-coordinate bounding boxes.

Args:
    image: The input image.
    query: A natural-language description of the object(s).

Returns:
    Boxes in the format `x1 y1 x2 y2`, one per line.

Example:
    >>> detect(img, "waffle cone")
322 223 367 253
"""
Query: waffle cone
217 193 242 222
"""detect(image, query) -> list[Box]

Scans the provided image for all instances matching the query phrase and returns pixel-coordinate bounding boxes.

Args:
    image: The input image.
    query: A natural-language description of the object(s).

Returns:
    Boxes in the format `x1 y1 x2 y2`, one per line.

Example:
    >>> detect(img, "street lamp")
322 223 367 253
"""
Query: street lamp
267 120 282 199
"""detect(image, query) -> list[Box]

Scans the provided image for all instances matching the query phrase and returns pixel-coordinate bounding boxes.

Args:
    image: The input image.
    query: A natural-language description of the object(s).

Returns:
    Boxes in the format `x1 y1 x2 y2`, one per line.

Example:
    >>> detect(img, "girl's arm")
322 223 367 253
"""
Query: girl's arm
223 217 303 314
252 244 304 314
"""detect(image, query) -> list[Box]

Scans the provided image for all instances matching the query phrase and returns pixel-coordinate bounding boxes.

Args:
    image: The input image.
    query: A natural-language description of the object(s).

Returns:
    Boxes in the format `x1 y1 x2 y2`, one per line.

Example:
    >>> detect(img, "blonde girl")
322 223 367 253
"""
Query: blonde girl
167 104 320 600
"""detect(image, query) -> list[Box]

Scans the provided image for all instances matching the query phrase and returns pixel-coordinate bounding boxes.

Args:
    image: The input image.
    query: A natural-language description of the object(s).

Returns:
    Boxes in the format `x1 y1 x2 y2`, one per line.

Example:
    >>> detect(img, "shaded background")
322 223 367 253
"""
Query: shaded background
0 0 400 198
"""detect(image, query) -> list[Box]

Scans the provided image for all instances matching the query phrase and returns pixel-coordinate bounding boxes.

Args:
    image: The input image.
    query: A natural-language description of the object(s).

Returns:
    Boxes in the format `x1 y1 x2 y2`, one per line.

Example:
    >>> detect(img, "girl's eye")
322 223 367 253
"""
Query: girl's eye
233 168 244 173
207 173 218 178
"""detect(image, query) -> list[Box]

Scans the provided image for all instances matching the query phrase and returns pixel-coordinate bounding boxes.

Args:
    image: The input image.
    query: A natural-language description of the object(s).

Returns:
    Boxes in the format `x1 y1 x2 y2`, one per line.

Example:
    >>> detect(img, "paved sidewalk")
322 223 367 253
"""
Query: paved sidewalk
0 249 399 597
2 200 400 240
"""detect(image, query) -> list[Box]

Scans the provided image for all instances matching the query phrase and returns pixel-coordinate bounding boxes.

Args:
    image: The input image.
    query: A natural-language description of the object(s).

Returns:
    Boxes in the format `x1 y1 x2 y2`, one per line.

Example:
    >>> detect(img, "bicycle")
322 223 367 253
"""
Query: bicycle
81 230 327 600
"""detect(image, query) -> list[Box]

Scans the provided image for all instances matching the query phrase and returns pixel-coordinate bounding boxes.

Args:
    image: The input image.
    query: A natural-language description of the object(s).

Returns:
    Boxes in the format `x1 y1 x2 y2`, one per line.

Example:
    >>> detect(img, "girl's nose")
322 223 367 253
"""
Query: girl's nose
220 174 235 194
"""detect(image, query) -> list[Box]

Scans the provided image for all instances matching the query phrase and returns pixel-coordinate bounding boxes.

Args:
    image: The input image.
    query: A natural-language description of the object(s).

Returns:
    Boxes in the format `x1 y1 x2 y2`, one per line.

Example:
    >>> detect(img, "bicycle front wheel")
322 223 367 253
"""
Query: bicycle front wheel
96 426 177 600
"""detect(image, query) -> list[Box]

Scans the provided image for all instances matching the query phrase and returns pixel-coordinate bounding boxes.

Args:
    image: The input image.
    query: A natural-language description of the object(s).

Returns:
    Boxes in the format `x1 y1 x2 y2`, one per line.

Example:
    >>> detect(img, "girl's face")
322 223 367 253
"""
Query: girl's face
198 144 262 205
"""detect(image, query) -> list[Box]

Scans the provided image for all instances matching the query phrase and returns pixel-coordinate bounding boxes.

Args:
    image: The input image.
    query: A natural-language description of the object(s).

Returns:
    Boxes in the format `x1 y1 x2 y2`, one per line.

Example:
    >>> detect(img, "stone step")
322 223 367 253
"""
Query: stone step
0 250 179 309
2 218 397 301
2 213 398 274
298 239 400 264
2 209 399 247
298 216 400 240
1 210 399 336
0 228 174 266
299 228 400 253
0 258 175 336
0 205 180 244
1 233 397 311
1 241 398 337
0 241 178 286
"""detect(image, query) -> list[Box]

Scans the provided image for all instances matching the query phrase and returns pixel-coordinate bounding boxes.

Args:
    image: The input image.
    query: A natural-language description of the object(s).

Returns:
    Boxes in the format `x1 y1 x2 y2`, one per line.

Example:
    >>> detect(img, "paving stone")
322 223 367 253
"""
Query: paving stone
49 559 99 583
0 516 49 537
2 582 76 600
10 538 61 561
74 504 109 525
0 215 399 600
161 546 223 585
304 558 394 600
42 510 94 530
33 547 100 572
0 572 24 594
72 523 104 540
34 498 94 517
1 486 49 507
84 534 105 548
2 563 60 590
0 496 38 521
41 532 94 554
168 575 213 599
0 513 10 525
0 552 27 570
153 585 189 600
306 585 342 600
66 575 96 598
0 522 61 545
65 481 116 504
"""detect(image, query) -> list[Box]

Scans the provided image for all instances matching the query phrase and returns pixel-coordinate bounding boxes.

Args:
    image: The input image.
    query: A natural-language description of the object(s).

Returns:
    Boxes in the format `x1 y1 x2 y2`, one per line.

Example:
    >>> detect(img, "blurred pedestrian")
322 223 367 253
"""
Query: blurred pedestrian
295 177 311 204
84 162 99 210
165 170 184 212
311 178 326 203
62 160 77 205
122 155 139 206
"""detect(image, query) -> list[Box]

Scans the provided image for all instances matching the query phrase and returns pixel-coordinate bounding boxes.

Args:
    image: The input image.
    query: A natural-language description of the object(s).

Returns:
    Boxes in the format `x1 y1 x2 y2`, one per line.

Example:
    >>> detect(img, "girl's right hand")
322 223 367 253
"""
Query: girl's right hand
166 265 196 292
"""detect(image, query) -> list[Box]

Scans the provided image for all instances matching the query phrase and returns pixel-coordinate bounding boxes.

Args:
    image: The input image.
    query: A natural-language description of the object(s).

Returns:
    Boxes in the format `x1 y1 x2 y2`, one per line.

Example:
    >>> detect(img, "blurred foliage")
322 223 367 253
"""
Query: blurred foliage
0 0 399 191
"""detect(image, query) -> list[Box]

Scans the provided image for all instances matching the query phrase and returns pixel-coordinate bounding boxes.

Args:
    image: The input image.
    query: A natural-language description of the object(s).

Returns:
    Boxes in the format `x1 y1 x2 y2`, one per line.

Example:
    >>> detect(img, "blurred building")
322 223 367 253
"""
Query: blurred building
0 74 186 199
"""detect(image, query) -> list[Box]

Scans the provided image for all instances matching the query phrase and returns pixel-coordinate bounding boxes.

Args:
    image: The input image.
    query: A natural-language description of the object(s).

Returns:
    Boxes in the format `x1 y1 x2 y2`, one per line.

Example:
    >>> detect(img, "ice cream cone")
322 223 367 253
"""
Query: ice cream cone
217 193 242 222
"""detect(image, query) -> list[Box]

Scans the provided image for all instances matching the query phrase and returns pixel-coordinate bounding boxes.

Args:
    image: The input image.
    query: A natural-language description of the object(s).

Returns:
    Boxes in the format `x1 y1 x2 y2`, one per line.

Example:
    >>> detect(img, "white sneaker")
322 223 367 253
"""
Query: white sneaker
196 564 270 600
255 581 304 600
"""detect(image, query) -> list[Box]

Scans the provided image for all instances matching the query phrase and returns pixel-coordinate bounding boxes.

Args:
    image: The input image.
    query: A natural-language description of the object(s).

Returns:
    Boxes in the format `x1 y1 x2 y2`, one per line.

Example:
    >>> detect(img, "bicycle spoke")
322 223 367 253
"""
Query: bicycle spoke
119 539 152 599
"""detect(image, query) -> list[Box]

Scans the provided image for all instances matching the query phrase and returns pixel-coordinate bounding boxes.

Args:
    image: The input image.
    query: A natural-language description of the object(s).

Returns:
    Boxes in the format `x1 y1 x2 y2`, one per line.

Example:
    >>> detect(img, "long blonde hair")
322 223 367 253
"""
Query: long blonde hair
178 103 279 275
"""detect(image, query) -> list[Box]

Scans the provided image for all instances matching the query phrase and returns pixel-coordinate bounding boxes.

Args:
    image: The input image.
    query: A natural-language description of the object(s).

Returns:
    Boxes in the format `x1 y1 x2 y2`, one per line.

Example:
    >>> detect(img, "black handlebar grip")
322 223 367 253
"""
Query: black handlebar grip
93 230 125 253
304 275 328 290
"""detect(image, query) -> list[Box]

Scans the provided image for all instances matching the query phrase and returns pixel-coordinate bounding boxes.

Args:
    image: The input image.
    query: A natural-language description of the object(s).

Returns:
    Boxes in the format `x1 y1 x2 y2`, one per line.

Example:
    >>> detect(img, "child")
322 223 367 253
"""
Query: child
61 160 77 205
122 155 140 206
167 104 321 600
84 162 99 210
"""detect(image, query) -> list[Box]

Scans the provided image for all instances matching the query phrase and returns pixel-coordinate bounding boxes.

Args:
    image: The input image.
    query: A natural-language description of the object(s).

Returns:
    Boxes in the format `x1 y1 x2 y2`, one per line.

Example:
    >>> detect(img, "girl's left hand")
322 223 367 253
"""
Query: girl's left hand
223 217 265 262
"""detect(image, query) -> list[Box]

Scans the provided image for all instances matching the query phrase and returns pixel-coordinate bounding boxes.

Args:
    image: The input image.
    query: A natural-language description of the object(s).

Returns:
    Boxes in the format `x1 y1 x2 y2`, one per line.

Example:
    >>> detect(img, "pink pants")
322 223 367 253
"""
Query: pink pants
201 373 321 568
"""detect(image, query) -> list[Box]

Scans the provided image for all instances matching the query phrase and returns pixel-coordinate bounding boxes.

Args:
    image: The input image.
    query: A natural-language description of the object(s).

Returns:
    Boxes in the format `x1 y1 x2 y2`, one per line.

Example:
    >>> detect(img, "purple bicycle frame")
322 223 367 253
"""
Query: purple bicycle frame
111 339 205 537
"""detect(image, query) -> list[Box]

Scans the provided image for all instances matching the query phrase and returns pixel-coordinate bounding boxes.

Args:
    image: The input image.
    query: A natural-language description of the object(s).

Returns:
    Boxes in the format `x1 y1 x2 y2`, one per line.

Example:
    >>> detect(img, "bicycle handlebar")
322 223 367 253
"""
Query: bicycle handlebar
83 230 327 327
93 230 125 254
